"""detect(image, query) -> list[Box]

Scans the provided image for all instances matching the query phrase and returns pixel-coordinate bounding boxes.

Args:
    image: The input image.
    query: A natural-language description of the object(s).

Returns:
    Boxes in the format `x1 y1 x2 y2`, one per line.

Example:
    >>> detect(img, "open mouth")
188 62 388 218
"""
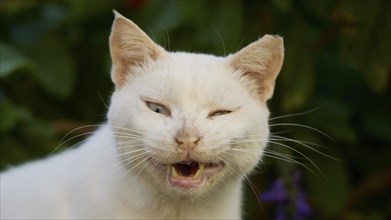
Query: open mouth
165 161 223 188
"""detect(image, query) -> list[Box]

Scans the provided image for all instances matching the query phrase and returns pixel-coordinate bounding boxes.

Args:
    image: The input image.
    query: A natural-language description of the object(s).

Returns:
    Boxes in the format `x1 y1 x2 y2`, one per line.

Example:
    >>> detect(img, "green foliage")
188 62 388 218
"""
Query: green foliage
0 0 390 219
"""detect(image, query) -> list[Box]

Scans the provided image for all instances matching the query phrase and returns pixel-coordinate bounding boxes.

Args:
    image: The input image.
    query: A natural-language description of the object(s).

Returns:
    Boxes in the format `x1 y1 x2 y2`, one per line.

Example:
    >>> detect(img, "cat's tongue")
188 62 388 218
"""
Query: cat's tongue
166 161 206 187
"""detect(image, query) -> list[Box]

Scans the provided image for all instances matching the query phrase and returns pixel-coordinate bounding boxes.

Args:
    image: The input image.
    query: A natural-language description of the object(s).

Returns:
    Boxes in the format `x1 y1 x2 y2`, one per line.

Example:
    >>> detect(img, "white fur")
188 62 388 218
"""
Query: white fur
1 12 283 219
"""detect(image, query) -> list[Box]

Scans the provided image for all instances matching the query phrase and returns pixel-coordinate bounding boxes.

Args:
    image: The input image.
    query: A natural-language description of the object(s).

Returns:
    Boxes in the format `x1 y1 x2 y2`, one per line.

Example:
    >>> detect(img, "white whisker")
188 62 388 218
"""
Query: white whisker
268 141 326 179
269 106 324 121
209 24 226 56
270 135 341 161
118 156 151 181
270 123 333 140
263 150 308 166
110 126 148 135
50 131 97 156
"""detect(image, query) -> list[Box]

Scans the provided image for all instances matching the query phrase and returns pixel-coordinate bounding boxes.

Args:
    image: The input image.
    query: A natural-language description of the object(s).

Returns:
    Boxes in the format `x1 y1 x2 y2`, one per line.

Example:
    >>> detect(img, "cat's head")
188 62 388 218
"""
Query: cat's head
107 11 284 198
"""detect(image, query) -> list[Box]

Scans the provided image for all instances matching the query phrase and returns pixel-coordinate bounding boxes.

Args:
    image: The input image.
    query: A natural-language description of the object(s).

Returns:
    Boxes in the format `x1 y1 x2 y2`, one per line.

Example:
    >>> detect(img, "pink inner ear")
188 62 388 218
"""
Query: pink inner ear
228 35 284 101
109 15 166 88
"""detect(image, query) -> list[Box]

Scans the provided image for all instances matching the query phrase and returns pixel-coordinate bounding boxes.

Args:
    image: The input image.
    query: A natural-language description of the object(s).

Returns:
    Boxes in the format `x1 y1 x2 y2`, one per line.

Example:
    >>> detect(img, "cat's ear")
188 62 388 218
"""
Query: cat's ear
109 10 166 88
228 35 284 102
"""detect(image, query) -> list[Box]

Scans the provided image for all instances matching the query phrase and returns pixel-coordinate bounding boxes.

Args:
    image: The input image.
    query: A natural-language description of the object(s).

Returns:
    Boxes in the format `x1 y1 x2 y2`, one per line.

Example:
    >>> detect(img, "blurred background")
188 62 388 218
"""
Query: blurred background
0 0 390 219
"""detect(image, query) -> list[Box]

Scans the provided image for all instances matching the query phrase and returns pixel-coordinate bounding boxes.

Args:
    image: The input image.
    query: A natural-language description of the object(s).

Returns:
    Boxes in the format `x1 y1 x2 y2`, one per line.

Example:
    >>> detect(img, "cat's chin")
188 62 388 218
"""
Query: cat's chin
160 160 225 188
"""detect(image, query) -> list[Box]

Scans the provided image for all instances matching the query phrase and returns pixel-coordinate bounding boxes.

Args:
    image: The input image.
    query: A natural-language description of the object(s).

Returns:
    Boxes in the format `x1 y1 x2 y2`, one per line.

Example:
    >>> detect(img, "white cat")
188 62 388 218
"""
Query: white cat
0 11 284 219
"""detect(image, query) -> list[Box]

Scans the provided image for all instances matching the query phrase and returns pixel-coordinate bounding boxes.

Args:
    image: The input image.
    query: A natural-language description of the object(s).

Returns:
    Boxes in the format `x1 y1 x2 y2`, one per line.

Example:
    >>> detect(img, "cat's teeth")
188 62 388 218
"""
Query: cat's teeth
192 163 205 180
168 163 205 180
166 165 171 174
171 165 179 178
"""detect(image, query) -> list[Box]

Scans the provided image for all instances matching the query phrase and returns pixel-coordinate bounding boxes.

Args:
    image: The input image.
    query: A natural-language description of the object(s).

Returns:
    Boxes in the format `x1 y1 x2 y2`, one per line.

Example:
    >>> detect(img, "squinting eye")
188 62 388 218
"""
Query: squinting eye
208 110 232 118
146 101 170 116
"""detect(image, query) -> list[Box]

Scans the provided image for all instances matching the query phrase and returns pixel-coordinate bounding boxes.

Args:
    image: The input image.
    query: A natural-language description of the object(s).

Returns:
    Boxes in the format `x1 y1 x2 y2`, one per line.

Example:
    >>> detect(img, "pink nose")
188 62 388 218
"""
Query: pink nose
175 136 201 146
175 130 201 150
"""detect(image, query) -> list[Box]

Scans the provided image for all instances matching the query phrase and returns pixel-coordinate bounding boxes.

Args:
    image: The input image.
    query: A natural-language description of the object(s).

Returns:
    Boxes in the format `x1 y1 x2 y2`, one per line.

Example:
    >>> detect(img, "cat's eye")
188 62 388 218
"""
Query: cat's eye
208 110 232 118
146 101 170 116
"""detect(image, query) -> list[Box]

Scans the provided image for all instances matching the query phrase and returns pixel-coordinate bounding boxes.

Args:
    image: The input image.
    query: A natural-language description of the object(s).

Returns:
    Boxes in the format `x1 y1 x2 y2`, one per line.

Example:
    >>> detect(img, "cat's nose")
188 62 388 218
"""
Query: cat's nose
175 136 201 146
174 130 201 150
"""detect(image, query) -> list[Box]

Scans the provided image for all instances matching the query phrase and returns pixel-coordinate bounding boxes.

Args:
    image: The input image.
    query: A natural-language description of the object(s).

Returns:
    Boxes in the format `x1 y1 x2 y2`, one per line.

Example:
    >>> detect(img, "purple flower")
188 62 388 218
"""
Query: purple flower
294 191 312 220
293 171 312 220
260 170 312 220
260 179 287 203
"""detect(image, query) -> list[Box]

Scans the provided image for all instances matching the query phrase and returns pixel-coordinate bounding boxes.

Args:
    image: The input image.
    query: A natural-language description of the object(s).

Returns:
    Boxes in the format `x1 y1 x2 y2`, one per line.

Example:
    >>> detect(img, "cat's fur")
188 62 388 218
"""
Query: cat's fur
0 11 284 219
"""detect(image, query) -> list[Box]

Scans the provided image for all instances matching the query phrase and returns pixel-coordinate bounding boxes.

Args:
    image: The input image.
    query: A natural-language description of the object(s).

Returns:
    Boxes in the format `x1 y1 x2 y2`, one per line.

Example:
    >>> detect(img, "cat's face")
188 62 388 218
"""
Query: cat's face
107 12 284 198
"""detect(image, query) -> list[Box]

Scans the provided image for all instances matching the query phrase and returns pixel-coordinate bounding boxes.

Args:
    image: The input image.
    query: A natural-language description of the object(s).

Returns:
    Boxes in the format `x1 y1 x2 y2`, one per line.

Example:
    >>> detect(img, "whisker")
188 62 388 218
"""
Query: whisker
228 148 263 153
269 123 333 141
236 34 247 52
140 158 159 180
221 158 265 216
160 25 170 51
115 142 143 147
270 135 341 161
112 135 146 142
111 131 144 137
209 24 226 56
269 106 324 121
146 25 157 42
118 156 151 181
135 157 153 179
269 135 323 147
97 91 109 109
117 151 149 162
50 131 98 156
263 150 308 167
58 124 103 143
110 126 147 135
229 140 264 145
268 141 326 179
111 148 146 159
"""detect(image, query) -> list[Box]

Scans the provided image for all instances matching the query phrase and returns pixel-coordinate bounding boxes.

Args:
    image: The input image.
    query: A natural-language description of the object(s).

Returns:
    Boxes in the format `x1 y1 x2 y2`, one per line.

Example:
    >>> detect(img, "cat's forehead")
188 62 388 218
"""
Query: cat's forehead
127 52 251 107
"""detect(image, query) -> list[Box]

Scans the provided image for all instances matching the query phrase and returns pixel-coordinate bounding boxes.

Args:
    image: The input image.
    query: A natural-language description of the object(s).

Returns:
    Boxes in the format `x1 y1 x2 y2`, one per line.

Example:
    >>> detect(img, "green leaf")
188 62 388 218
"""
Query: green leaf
0 43 33 78
28 34 76 99
0 0 38 17
339 0 390 93
0 136 30 170
0 98 19 133
279 22 315 112
361 113 391 143
272 0 292 14
363 63 389 93
149 0 182 34
0 98 34 134
304 151 349 217
303 0 334 23
211 0 243 54
308 101 357 144
178 0 206 23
